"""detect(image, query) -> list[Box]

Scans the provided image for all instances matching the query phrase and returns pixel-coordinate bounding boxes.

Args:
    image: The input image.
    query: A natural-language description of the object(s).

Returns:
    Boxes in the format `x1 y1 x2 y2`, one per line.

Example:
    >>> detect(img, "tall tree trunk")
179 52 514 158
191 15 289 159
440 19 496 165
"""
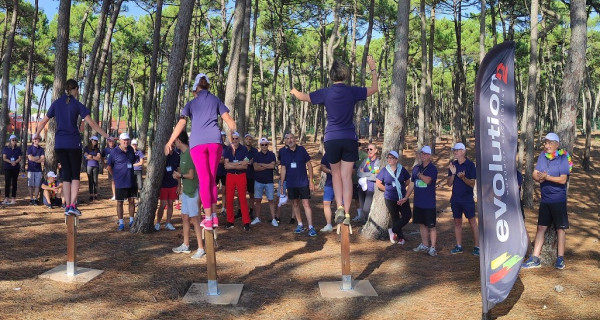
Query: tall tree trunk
428 3 436 151
479 0 486 63
133 0 196 233
350 0 358 83
101 50 114 141
139 0 163 152
244 0 259 134
236 0 252 134
325 0 342 72
582 69 594 171
270 53 280 157
361 0 409 240
21 0 39 169
81 0 111 107
75 4 92 81
354 0 375 130
0 0 18 159
223 0 247 133
417 0 428 159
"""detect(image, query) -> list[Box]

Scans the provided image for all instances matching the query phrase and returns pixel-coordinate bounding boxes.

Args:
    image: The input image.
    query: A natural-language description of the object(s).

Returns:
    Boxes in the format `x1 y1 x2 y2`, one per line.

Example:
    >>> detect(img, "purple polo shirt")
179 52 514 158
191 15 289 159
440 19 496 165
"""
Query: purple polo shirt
2 146 22 170
107 146 136 189
448 158 476 203
102 146 115 159
376 166 410 201
245 146 257 180
181 90 230 149
320 156 333 187
47 94 90 149
411 162 438 209
134 150 145 171
280 145 311 188
309 84 367 142
161 152 180 188
26 145 45 172
535 152 570 203
84 147 100 167
253 150 276 184
224 144 249 174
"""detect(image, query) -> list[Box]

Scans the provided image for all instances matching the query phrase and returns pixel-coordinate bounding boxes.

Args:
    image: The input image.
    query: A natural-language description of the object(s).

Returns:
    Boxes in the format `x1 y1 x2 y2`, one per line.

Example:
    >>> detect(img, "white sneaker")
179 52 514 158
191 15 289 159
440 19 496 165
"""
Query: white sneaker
250 217 261 225
165 223 176 231
191 249 206 259
320 224 333 232
154 223 161 231
110 196 116 201
413 243 429 252
428 247 437 256
271 219 279 227
172 244 191 253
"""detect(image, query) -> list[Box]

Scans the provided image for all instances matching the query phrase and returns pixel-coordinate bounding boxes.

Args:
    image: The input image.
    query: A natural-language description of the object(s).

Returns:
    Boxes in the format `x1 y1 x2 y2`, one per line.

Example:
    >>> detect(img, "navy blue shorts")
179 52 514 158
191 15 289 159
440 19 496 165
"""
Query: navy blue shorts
451 201 476 219
538 202 569 229
324 139 359 164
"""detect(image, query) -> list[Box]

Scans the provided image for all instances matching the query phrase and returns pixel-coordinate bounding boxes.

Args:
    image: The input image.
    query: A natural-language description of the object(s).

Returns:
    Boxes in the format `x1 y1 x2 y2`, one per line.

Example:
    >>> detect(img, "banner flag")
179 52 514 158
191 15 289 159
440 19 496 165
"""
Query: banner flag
474 41 528 314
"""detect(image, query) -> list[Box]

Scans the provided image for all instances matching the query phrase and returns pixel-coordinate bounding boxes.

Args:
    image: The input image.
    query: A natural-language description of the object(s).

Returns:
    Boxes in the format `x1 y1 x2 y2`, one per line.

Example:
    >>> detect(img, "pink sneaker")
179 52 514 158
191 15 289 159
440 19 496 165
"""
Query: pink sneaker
212 214 219 228
201 217 213 231
397 238 406 245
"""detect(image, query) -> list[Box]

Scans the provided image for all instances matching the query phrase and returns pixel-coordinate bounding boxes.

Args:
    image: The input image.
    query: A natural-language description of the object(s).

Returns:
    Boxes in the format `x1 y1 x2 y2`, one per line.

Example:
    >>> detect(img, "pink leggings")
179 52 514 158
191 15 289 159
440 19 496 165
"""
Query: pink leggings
190 143 223 209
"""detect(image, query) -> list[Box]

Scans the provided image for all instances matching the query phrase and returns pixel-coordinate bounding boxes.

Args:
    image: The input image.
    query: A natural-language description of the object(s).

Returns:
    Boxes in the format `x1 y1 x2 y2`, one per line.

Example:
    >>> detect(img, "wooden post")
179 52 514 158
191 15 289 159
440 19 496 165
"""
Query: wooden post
340 224 352 290
66 215 77 276
205 229 219 295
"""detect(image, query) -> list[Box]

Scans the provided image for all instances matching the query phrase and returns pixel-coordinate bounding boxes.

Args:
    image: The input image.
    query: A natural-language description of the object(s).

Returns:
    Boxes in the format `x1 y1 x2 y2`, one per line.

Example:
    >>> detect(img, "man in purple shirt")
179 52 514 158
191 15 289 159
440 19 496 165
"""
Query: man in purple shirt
446 143 479 256
279 133 316 236
26 135 45 205
251 137 278 226
107 132 136 231
2 135 22 205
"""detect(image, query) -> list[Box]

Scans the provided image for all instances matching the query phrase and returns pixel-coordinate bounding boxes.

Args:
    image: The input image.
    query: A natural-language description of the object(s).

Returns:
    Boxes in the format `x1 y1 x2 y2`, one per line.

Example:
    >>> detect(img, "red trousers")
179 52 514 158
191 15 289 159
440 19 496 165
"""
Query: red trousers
226 173 250 224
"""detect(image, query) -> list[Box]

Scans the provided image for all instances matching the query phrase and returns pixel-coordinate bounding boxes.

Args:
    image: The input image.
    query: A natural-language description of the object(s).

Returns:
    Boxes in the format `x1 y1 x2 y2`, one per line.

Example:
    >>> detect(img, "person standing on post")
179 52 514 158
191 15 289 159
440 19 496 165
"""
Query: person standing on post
131 139 144 197
447 142 479 256
290 56 378 226
26 135 45 205
2 135 22 205
405 146 439 256
84 136 101 201
165 73 236 231
107 133 136 231
102 137 117 200
34 79 109 216
224 132 251 230
279 133 317 237
522 133 572 270
251 137 278 226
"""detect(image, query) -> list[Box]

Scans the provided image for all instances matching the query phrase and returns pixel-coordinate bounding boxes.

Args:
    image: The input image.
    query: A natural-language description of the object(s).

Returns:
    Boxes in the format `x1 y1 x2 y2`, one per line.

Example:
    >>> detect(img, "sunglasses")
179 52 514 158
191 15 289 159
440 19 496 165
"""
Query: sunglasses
368 148 375 151
232 138 239 140
386 156 397 159
260 144 268 146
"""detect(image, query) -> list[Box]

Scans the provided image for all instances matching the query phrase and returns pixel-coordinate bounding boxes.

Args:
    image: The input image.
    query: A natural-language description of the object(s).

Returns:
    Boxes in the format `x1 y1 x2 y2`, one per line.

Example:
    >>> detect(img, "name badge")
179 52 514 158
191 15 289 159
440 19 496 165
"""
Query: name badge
291 162 297 169
127 163 133 169
233 160 239 163
10 157 15 161
392 182 396 187
166 166 172 172
416 179 427 188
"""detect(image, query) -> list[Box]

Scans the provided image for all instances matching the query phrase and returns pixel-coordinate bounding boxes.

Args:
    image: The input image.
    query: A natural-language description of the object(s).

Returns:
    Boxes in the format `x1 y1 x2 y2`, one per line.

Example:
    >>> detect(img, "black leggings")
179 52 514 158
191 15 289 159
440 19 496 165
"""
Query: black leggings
4 168 18 198
87 166 99 194
55 148 82 182
384 199 412 239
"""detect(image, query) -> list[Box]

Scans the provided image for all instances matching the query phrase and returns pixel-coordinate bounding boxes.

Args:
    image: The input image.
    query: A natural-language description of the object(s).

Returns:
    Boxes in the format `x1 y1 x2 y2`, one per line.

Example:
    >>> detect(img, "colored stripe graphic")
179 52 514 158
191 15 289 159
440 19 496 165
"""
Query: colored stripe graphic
491 252 510 270
489 254 523 284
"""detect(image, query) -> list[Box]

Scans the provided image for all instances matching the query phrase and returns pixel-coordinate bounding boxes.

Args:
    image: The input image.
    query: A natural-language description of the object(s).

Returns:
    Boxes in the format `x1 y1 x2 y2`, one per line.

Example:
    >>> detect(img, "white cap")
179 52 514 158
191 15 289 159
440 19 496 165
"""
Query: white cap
90 136 99 141
47 171 57 178
387 150 399 159
421 146 432 154
9 134 17 140
544 132 560 142
220 131 226 136
231 131 240 137
244 133 253 138
193 73 210 91
131 139 138 145
32 134 40 140
259 137 269 144
452 143 466 150
119 132 131 140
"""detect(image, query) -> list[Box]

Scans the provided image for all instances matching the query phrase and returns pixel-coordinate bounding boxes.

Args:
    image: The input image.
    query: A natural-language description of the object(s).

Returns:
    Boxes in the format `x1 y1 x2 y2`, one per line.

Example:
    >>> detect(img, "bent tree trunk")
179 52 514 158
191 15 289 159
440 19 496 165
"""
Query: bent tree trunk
361 0 410 240
0 0 18 159
132 0 196 233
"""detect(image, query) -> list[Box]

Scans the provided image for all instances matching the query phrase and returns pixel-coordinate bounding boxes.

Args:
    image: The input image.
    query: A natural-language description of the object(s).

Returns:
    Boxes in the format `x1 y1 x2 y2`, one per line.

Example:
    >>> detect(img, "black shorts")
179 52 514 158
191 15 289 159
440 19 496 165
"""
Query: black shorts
55 148 82 182
324 139 359 163
216 175 226 186
115 187 137 201
353 184 359 200
287 186 311 200
246 178 255 194
412 207 437 228
538 202 569 229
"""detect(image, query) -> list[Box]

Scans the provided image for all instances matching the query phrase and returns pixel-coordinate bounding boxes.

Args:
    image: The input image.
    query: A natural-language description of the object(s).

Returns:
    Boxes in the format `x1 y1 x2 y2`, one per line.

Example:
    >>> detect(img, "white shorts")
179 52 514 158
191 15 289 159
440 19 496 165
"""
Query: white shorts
180 192 199 217
27 171 42 187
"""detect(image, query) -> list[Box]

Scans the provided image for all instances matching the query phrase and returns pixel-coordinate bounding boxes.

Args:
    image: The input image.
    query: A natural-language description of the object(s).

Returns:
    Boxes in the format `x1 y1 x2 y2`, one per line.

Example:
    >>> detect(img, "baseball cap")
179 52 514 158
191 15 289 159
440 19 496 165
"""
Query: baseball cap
452 143 466 150
90 136 99 141
107 136 115 141
387 150 399 159
421 146 432 154
220 131 226 136
244 133 253 138
32 135 40 140
47 171 57 178
119 132 131 140
231 131 240 137
259 137 269 144
9 134 17 140
193 73 210 91
131 139 138 145
544 132 560 142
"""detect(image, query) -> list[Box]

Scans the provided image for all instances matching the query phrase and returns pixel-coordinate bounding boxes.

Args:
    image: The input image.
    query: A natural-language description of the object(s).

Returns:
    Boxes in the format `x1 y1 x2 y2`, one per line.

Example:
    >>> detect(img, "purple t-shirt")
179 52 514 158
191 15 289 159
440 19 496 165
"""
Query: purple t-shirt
320 156 333 187
253 150 276 184
245 146 257 179
360 158 380 192
535 152 570 203
102 146 115 159
26 145 45 172
224 144 249 174
134 150 145 171
280 145 311 188
161 152 180 188
84 147 100 167
2 146 22 170
47 94 90 149
181 90 230 149
411 162 437 209
448 158 476 203
107 146 136 189
376 166 410 201
309 84 367 142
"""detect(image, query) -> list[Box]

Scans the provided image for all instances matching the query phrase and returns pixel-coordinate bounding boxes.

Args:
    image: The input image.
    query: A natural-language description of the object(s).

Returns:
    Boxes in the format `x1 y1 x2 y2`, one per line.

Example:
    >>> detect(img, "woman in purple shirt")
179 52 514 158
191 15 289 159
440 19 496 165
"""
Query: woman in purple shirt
34 79 108 216
2 135 22 204
290 56 379 226
165 73 236 230
84 136 101 201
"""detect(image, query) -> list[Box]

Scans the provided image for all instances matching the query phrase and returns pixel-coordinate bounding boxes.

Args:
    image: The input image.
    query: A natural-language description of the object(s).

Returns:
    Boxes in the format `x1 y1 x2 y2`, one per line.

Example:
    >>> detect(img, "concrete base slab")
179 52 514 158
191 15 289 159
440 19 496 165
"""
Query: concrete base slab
38 264 103 284
319 280 378 298
182 283 244 305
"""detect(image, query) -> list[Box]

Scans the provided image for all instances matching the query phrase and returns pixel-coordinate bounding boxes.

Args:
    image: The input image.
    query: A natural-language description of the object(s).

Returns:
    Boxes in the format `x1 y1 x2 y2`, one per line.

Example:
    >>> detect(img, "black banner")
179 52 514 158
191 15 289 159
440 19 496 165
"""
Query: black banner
474 41 528 313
